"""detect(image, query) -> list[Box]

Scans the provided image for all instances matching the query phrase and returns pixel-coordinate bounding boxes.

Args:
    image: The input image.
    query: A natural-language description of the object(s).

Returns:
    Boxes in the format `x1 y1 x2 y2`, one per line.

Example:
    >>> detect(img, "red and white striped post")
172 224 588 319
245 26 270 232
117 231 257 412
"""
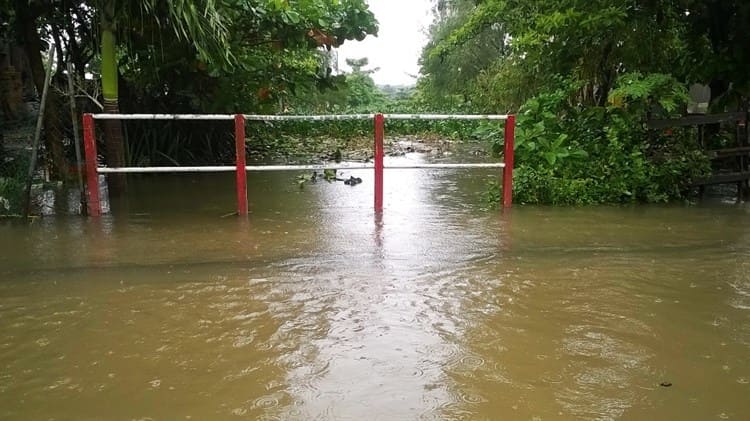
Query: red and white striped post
374 113 385 211
502 114 515 208
82 113 101 216
235 114 248 216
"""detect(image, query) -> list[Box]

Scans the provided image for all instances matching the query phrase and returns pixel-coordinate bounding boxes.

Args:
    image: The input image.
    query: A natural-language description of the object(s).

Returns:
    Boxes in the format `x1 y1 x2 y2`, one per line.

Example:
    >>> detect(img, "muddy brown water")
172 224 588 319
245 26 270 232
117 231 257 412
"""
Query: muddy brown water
1 156 749 419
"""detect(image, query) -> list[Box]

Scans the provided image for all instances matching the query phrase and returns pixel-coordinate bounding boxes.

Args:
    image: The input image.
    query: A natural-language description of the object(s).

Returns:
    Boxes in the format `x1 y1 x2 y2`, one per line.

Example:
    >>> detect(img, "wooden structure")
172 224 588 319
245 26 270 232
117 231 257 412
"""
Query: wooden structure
647 111 750 200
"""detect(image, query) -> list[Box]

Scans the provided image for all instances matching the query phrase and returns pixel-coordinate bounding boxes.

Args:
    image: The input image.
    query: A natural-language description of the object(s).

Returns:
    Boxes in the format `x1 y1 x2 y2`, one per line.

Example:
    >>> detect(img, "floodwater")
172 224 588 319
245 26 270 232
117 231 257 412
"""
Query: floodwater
1 155 749 420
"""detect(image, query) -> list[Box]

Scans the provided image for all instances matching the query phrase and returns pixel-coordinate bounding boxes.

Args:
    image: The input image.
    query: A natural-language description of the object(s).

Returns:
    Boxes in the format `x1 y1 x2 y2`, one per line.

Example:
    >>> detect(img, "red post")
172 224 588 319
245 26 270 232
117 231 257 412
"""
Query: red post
235 114 248 216
82 113 101 216
502 114 515 208
374 113 384 211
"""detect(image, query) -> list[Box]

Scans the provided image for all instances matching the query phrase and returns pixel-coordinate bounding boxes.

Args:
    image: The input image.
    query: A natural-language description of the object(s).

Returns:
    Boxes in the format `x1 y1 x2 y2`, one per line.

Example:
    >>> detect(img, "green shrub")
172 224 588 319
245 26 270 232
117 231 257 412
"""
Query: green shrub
483 73 710 207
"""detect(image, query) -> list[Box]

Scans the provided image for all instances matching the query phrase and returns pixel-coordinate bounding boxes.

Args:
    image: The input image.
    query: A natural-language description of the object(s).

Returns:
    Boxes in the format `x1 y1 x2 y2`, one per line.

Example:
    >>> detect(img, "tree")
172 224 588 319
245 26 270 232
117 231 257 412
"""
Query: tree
288 56 385 113
421 0 691 110
6 0 378 180
418 0 505 108
211 0 378 112
421 0 750 111
342 58 385 109
416 0 731 205
97 0 232 193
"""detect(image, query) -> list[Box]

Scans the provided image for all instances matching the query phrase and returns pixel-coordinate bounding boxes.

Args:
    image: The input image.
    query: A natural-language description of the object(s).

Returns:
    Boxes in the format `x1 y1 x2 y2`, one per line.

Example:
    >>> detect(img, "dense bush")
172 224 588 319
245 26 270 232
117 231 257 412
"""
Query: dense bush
482 73 710 206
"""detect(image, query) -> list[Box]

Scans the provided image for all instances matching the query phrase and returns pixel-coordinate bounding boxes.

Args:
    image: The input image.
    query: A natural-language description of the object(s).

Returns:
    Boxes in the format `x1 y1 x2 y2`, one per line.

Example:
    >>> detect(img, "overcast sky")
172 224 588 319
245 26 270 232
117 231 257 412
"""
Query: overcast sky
337 0 434 86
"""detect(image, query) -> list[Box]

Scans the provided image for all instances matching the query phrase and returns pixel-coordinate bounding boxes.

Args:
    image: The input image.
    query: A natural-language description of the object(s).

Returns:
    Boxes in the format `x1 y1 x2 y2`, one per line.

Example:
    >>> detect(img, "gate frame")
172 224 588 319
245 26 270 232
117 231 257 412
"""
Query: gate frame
82 113 515 216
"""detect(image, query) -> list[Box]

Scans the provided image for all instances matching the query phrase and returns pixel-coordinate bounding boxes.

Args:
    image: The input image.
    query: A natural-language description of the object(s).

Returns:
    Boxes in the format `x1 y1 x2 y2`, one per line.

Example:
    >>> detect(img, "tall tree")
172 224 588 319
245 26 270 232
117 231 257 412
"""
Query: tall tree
96 0 231 193
7 0 378 180
420 0 750 111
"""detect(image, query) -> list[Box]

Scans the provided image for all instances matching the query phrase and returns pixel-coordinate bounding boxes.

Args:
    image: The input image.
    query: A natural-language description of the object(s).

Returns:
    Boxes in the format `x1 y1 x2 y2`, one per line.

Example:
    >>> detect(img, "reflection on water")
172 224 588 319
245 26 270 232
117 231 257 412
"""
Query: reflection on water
1 156 749 419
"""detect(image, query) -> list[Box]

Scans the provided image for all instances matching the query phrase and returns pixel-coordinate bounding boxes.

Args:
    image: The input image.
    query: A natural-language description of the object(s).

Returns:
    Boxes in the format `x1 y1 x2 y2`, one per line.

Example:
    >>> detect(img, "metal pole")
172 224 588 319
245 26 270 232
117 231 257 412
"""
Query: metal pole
235 114 248 216
82 113 101 216
374 113 384 211
502 114 515 208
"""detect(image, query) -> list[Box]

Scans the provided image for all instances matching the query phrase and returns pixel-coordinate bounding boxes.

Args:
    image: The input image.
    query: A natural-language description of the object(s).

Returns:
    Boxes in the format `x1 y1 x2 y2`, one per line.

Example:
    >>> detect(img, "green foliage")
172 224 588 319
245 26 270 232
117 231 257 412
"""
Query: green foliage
513 80 589 168
101 0 380 165
10 0 739 208
511 166 599 205
421 0 689 110
609 73 690 114
110 0 232 66
288 56 385 113
419 0 505 107
501 74 709 205
4 0 381 175
420 0 737 206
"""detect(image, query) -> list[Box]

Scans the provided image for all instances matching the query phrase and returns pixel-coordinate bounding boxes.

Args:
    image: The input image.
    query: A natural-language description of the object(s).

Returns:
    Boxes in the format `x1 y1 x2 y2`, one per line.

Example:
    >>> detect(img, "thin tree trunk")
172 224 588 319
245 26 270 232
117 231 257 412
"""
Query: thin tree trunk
100 21 127 194
23 47 55 219
44 93 68 179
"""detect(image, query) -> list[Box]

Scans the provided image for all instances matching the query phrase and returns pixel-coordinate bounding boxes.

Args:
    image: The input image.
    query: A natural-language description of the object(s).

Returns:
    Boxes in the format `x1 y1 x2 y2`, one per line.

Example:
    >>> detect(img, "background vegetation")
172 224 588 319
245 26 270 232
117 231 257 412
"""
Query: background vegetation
417 0 748 205
1 0 749 214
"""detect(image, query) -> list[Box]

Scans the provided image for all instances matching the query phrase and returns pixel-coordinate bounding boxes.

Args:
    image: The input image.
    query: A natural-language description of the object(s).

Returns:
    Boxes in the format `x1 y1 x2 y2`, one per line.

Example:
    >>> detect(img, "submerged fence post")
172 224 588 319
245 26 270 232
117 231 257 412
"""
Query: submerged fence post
502 114 515 208
83 113 101 216
235 114 248 216
374 113 385 211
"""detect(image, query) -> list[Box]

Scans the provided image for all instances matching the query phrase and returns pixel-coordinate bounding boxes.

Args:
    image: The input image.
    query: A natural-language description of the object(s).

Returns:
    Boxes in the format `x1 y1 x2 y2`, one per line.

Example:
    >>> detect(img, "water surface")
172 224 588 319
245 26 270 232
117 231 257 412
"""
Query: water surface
1 160 749 420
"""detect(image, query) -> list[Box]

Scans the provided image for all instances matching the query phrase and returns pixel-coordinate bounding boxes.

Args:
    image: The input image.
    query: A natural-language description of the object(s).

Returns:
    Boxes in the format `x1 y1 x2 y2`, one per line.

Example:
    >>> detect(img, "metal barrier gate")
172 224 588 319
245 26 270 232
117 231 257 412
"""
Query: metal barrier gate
82 113 515 216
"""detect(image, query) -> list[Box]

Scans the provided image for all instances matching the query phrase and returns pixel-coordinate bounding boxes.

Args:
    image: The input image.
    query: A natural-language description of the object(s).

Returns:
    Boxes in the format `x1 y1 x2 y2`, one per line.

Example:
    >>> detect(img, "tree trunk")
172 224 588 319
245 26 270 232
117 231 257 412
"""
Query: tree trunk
43 94 68 179
14 0 68 179
99 21 127 194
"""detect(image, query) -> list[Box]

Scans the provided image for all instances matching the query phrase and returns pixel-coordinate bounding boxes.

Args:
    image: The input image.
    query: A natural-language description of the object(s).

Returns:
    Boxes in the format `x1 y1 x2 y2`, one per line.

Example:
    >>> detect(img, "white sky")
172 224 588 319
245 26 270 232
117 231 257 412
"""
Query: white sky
337 0 434 86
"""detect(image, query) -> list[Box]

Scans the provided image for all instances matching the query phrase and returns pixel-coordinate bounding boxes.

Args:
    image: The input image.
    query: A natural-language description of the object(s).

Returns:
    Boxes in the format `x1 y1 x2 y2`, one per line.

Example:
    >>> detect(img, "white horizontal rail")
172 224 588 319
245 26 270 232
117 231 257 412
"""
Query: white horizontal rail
385 163 504 169
244 114 375 121
91 114 235 120
96 162 504 174
89 113 509 121
97 164 371 173
98 166 236 173
383 114 509 120
247 164 374 171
